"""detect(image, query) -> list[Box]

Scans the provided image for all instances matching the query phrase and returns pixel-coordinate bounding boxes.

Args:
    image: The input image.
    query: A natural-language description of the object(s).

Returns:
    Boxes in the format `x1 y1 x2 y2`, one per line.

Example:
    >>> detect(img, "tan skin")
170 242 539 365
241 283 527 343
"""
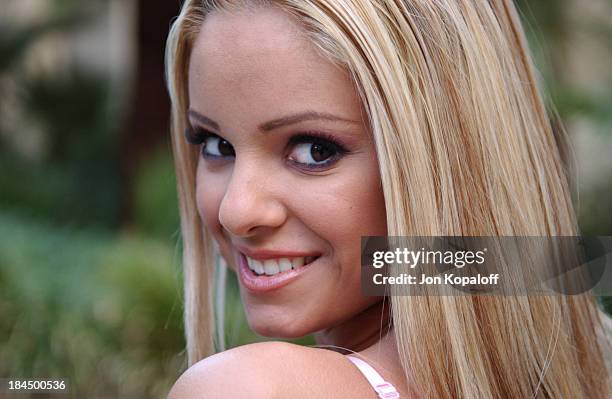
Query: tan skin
168 6 413 399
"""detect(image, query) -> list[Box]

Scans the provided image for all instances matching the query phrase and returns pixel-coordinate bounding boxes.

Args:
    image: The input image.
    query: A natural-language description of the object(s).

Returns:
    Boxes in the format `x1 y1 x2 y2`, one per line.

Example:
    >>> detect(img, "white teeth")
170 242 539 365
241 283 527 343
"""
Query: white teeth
263 259 279 275
279 258 292 272
247 257 264 275
291 257 304 268
245 255 313 276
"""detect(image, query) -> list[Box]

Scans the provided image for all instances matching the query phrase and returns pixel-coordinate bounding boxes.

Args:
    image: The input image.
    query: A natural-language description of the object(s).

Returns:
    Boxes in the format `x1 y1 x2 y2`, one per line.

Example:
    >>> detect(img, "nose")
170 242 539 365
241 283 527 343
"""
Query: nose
218 159 288 237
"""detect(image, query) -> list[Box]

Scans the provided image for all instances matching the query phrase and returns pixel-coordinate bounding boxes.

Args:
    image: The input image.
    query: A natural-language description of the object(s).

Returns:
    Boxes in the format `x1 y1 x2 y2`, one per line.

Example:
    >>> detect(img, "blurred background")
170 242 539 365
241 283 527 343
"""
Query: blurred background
0 0 611 397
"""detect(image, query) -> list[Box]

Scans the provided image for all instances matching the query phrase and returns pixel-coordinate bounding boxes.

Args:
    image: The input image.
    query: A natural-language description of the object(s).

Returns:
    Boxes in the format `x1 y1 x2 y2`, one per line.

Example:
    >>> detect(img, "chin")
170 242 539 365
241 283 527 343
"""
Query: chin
246 312 316 339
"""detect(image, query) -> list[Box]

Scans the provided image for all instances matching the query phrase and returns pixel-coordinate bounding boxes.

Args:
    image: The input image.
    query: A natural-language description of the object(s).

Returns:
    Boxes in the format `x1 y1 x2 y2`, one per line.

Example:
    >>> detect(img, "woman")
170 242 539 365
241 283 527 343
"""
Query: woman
165 0 610 397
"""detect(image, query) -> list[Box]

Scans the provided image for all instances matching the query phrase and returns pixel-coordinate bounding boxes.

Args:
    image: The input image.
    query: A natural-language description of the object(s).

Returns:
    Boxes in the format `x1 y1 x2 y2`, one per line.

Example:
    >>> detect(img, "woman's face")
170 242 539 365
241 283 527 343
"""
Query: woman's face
187 6 387 338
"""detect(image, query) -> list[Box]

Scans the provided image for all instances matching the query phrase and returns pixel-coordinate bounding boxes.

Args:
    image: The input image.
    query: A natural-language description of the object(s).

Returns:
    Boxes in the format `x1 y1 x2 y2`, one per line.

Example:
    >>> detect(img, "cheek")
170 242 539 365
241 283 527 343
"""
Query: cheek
296 162 387 248
195 165 228 240
196 167 242 271
353 161 387 234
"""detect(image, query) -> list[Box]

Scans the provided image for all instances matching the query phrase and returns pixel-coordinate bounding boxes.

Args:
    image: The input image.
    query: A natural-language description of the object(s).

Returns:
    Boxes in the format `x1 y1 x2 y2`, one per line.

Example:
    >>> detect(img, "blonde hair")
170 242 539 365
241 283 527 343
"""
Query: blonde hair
165 0 611 397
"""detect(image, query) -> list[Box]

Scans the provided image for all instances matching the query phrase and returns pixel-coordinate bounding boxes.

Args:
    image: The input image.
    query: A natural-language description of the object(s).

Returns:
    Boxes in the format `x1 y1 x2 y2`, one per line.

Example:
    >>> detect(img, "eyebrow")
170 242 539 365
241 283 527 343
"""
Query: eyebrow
187 109 359 132
187 110 219 131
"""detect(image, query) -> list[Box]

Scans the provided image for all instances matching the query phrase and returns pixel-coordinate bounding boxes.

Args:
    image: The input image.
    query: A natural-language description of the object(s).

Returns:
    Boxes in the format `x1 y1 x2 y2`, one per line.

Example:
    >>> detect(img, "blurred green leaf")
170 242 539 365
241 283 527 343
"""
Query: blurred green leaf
0 212 185 398
0 11 83 74
133 150 180 239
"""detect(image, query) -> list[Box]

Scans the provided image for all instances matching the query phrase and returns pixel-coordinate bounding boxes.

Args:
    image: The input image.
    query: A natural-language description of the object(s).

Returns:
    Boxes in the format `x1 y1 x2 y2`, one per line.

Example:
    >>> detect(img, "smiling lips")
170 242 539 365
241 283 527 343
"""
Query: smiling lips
237 250 321 293
244 255 319 276
234 245 321 292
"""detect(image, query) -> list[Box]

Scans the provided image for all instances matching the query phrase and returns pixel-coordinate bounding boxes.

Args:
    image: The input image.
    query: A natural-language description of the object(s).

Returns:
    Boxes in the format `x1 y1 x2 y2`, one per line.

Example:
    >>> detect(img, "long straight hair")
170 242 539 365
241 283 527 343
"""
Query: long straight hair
165 0 611 397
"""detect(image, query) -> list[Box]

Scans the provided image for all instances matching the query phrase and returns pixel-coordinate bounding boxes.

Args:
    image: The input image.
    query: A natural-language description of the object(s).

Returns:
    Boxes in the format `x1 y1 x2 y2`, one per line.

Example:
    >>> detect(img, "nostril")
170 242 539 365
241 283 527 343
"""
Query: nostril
217 181 289 238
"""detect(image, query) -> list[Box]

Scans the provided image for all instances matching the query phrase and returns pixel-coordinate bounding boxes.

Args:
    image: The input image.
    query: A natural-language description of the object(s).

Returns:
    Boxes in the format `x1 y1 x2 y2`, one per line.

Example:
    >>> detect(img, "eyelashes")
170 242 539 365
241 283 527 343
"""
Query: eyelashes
185 125 234 158
286 133 349 169
288 132 348 152
184 125 210 145
184 123 350 170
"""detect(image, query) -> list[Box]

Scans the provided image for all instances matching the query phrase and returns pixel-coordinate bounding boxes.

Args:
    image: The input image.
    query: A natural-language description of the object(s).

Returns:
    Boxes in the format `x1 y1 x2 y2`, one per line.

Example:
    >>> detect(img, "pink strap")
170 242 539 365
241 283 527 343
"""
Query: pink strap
346 355 400 399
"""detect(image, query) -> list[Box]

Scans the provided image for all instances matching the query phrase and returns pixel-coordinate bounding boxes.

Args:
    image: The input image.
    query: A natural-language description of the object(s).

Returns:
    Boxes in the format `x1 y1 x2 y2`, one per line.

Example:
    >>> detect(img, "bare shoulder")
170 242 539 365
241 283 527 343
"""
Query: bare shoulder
166 341 376 399
167 342 285 399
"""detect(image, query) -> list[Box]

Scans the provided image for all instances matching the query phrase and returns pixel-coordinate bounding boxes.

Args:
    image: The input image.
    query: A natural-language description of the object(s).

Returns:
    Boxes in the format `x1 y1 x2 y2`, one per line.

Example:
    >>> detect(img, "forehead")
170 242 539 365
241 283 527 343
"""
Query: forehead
187 6 363 129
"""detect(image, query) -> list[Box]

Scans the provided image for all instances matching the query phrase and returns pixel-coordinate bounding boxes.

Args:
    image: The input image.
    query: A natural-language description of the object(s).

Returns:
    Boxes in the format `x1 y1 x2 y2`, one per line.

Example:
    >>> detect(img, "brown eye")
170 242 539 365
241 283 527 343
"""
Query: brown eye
288 141 340 167
287 134 349 170
203 135 235 157
310 143 334 162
